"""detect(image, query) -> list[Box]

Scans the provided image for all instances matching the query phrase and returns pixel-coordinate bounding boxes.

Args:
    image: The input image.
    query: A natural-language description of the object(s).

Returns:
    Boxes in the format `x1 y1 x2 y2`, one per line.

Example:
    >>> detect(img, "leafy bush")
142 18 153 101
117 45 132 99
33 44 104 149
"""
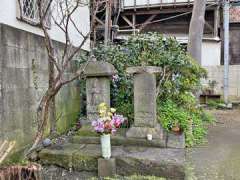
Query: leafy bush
94 33 213 146
158 100 189 131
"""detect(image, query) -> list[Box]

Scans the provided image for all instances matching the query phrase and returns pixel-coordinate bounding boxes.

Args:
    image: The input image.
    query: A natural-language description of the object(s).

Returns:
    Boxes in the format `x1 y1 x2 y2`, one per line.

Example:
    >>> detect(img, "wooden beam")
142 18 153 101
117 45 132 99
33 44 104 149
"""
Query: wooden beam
96 17 104 26
139 15 157 31
122 15 134 28
123 7 193 15
205 21 214 32
122 6 216 16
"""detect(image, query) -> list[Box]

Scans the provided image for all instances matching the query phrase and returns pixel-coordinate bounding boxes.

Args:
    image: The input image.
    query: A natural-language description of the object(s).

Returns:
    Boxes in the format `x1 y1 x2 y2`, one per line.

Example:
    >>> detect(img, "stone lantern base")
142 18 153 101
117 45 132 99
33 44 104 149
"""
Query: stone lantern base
126 124 165 140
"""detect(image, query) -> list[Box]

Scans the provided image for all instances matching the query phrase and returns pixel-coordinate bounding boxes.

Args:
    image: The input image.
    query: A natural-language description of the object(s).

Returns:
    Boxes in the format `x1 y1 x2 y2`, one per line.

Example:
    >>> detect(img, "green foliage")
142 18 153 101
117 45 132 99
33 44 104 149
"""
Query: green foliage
94 33 212 146
158 99 214 147
158 100 189 131
206 99 225 109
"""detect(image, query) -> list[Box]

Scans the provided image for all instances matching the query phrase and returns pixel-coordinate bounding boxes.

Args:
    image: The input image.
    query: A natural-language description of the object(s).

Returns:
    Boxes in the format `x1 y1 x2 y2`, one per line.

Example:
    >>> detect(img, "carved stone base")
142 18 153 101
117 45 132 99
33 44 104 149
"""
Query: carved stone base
126 124 165 140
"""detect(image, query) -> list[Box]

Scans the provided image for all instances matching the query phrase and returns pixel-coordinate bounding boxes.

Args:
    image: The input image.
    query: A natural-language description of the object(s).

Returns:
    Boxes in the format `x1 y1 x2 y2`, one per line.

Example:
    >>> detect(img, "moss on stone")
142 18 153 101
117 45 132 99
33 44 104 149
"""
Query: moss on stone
75 125 98 137
72 153 99 172
75 130 98 137
39 147 76 169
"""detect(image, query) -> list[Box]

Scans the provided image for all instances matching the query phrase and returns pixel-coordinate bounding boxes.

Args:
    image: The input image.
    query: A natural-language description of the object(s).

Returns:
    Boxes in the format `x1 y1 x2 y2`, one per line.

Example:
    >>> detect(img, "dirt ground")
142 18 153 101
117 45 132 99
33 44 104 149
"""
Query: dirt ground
186 107 240 180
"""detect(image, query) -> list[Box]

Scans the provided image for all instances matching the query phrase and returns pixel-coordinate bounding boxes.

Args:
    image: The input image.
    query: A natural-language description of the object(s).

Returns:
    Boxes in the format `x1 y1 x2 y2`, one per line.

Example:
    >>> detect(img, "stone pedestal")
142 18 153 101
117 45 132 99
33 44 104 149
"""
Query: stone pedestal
84 61 117 122
98 158 116 177
126 66 164 139
166 132 185 149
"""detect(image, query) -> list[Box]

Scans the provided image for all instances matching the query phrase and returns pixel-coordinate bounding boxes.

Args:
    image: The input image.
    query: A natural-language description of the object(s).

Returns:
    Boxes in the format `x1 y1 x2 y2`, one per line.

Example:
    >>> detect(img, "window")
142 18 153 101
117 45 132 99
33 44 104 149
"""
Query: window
17 0 51 27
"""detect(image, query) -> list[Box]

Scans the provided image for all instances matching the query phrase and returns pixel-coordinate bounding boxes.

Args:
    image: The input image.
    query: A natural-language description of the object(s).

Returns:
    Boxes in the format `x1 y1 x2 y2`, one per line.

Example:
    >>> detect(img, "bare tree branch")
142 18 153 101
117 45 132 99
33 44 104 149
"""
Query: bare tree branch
62 31 90 71
27 0 100 156
61 60 89 86
38 0 61 73
41 0 54 23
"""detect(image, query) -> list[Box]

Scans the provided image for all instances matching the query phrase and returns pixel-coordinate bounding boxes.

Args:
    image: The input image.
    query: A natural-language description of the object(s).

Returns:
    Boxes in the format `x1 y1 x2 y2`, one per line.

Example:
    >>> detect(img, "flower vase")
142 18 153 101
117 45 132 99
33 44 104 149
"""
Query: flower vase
100 134 111 159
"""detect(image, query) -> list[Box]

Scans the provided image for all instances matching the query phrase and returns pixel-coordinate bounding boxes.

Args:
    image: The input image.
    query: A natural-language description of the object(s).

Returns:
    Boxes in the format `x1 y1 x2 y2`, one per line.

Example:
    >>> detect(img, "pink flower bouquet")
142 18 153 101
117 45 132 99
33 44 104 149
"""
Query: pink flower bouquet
91 103 125 135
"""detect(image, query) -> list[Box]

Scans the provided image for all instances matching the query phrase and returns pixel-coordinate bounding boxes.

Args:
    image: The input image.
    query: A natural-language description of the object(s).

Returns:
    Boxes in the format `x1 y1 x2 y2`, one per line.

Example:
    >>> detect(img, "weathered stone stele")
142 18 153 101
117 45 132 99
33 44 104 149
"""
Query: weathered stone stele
126 66 164 139
84 61 117 122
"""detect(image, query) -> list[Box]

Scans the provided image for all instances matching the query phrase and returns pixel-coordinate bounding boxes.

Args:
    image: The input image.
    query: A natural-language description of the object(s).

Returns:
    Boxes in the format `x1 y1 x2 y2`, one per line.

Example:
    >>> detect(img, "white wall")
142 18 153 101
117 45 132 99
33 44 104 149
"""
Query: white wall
0 0 90 50
173 35 221 66
202 40 221 66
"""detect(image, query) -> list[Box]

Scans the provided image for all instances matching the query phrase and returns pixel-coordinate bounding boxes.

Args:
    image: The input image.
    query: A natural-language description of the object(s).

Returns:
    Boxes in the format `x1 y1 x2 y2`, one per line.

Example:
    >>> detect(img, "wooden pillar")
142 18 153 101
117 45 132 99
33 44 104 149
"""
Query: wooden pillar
132 13 136 34
214 5 220 38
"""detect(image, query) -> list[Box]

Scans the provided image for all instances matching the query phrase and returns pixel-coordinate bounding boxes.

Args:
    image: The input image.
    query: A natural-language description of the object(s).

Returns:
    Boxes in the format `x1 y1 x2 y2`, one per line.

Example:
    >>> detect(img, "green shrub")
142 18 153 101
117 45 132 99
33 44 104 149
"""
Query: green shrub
158 100 189 131
94 33 213 146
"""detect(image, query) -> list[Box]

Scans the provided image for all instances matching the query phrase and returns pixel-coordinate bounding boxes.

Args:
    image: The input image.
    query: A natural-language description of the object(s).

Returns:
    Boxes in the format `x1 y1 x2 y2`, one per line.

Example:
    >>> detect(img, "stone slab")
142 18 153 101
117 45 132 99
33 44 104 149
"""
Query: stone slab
126 125 165 140
83 61 117 77
86 77 110 121
39 143 101 171
133 72 157 128
126 66 162 75
166 132 185 149
38 143 186 179
98 158 116 177
39 143 78 169
71 135 166 148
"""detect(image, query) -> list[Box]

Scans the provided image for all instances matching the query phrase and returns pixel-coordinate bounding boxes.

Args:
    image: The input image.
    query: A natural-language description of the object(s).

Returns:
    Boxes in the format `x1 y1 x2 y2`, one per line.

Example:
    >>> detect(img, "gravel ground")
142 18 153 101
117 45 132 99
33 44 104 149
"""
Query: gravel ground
186 108 240 180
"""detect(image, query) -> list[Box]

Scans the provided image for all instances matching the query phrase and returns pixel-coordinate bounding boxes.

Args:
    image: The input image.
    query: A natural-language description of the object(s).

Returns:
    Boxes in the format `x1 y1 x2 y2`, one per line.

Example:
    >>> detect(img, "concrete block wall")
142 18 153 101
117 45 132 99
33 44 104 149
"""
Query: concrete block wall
205 65 240 101
0 24 82 147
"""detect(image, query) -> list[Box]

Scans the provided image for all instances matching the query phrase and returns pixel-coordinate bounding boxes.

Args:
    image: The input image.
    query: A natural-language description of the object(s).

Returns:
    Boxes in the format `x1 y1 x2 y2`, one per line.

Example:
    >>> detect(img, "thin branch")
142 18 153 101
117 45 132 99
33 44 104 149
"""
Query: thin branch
61 60 90 86
60 0 82 66
69 17 85 38
52 15 66 33
38 0 61 73
41 0 54 23
62 32 90 71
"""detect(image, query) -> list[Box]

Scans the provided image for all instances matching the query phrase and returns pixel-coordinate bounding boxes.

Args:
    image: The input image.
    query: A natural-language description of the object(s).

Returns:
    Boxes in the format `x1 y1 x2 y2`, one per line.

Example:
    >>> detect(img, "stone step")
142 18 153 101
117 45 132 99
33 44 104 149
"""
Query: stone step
38 143 186 179
70 136 166 148
71 132 185 149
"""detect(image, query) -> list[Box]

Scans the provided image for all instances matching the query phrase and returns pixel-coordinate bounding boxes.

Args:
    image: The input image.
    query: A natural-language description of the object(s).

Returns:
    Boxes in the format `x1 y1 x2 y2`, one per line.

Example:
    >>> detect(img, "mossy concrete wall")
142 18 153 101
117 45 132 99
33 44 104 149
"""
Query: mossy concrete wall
205 65 240 101
56 82 81 134
0 23 82 147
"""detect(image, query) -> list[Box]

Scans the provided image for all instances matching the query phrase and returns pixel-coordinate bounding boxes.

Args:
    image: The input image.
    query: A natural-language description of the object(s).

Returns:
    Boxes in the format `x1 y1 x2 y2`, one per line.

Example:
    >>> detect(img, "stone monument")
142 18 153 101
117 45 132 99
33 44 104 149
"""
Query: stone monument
126 66 164 139
84 61 117 122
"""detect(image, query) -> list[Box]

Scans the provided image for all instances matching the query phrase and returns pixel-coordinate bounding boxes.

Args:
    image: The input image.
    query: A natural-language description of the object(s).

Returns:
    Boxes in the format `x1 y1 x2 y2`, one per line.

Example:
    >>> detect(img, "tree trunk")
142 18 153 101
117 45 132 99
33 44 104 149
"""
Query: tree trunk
49 98 57 135
27 85 60 155
187 0 207 64
187 0 207 140
27 93 51 154
48 57 57 136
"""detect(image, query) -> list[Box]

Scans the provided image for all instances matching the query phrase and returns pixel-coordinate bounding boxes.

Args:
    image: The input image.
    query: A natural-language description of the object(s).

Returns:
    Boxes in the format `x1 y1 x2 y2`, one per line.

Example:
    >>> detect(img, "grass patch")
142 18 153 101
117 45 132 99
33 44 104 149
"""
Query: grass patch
1 146 29 167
